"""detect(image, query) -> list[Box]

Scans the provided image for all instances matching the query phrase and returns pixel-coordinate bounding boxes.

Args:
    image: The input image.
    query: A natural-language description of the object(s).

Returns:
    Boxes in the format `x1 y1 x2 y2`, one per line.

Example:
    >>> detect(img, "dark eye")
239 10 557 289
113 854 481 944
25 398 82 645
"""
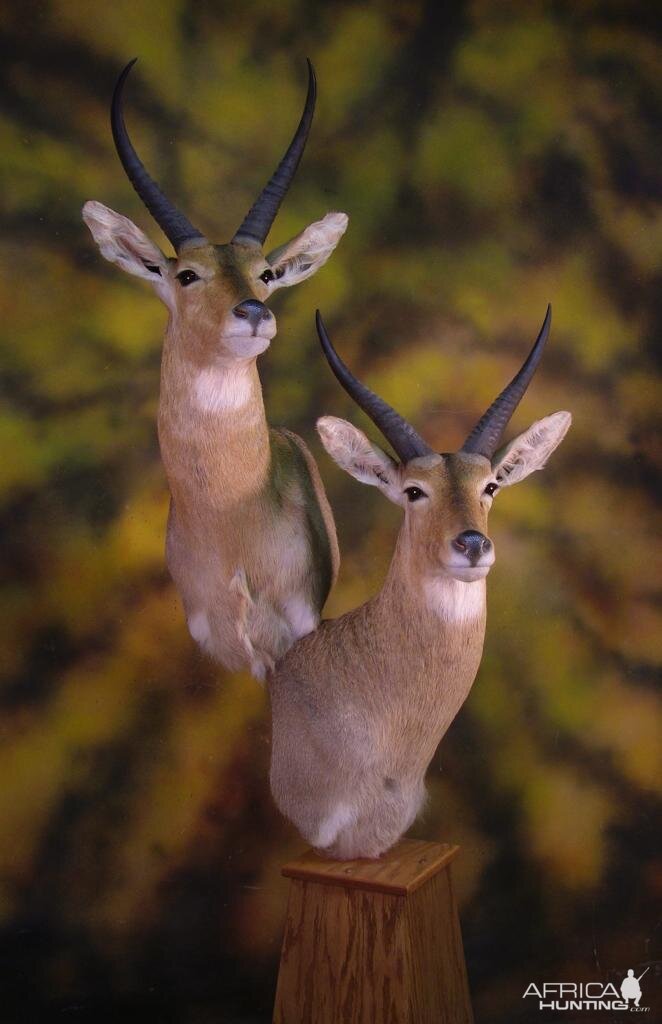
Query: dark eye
176 269 200 287
259 268 275 284
404 486 427 502
484 482 499 497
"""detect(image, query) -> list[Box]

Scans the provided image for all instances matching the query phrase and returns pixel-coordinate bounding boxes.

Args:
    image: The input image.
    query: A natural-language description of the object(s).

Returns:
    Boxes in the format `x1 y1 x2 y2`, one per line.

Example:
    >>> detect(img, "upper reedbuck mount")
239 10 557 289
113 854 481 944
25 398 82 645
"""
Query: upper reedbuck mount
268 308 571 859
83 60 347 678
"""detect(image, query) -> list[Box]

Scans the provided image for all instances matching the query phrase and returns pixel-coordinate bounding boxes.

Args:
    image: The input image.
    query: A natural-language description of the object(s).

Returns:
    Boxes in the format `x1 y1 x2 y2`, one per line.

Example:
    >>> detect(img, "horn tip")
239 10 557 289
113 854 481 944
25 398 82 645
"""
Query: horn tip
304 58 317 101
539 303 552 343
112 58 139 110
315 310 330 346
118 57 139 81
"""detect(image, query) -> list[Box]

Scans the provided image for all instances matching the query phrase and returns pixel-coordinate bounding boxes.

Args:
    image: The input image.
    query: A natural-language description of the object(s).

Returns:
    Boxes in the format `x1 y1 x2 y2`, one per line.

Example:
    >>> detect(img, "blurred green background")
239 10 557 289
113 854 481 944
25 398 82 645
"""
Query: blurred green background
1 1 660 1021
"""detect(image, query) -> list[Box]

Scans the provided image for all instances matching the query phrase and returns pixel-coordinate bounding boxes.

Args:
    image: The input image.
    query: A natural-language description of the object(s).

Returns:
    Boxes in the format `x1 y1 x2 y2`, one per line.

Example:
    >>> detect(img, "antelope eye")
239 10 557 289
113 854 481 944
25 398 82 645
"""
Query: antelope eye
176 269 200 287
259 268 275 284
404 486 427 502
484 482 499 497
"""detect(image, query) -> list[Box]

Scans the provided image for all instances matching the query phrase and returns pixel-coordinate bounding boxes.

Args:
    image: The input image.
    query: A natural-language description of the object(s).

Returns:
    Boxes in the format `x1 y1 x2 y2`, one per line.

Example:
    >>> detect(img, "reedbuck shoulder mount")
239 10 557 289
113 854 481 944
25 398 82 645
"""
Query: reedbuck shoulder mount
83 60 347 678
268 307 571 858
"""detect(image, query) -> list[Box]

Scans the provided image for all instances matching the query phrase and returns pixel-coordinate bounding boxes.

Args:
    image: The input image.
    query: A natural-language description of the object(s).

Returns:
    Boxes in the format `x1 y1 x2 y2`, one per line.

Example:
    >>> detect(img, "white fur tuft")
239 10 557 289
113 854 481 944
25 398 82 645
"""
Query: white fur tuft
315 802 356 849
282 595 319 641
188 610 211 649
424 576 486 622
192 367 253 414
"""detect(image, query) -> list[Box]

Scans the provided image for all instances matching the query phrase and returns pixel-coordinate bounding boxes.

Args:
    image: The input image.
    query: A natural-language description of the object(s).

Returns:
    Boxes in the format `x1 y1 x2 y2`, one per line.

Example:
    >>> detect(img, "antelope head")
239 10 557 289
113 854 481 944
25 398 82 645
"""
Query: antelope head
316 307 571 585
83 60 348 364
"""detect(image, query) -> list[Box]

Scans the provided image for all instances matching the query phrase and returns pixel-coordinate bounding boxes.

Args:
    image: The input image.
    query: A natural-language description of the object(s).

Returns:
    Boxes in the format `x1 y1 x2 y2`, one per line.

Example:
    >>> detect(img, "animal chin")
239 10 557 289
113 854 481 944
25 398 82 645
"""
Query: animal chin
222 332 273 356
445 564 492 583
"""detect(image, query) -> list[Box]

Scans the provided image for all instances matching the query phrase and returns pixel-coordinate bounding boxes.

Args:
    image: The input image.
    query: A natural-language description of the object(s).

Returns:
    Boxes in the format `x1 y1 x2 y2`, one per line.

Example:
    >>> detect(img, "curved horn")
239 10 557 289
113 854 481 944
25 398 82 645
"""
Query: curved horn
316 311 434 464
111 59 205 251
232 60 317 247
461 305 552 459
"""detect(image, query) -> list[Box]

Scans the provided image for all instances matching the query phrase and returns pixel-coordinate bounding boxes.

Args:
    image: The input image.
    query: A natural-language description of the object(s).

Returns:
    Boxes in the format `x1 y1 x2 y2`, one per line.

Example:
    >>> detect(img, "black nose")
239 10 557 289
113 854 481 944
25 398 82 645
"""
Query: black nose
232 299 272 333
452 530 492 566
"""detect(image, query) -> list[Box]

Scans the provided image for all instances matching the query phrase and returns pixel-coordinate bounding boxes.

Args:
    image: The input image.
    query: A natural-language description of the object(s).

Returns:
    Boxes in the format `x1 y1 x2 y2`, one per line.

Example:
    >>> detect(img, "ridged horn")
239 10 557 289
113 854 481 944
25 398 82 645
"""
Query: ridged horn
461 305 552 459
111 58 205 251
232 60 317 247
316 311 434 464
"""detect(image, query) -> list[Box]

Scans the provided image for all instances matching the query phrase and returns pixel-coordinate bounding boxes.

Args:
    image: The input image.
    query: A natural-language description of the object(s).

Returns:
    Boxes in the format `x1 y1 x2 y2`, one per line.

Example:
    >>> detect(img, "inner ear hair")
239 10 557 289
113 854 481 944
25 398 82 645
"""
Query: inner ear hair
494 412 572 486
358 461 389 485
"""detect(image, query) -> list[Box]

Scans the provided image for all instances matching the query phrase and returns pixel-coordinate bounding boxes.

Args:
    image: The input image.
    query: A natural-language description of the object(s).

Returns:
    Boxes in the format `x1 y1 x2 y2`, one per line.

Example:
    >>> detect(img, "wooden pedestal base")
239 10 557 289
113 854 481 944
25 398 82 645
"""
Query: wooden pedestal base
273 838 473 1024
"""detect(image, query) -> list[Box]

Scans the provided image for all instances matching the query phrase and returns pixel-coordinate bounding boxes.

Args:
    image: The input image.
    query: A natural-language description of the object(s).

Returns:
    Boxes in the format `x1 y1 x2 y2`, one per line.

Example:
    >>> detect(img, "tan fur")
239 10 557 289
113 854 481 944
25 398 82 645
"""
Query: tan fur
268 412 570 858
156 272 340 679
83 203 347 678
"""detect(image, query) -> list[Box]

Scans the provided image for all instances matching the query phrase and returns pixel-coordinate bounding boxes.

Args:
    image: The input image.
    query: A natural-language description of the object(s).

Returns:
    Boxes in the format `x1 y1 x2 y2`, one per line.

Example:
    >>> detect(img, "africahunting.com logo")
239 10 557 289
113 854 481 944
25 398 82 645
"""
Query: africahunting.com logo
523 966 651 1013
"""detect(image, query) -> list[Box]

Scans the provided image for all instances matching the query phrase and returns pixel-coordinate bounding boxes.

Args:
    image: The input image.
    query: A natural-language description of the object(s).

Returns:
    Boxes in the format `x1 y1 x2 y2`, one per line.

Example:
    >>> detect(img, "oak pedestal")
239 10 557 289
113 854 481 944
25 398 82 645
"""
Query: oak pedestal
273 838 473 1024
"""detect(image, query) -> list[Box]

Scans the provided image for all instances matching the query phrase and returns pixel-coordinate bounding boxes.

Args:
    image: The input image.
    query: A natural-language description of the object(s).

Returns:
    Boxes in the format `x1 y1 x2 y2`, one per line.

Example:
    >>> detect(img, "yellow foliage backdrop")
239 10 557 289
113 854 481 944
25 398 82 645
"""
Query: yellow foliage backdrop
0 1 660 1021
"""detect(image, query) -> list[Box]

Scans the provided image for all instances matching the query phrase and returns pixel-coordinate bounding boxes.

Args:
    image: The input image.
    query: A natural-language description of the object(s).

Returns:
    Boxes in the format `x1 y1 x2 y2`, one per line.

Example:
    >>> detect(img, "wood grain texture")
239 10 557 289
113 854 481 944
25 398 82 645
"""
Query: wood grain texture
404 866 473 1024
280 838 459 895
273 840 473 1024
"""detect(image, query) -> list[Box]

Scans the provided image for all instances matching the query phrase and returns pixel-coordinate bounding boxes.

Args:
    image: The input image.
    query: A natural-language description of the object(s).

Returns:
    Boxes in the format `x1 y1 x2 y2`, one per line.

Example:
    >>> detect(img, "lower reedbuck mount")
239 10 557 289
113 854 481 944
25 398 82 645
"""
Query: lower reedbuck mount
268 307 571 858
84 61 347 678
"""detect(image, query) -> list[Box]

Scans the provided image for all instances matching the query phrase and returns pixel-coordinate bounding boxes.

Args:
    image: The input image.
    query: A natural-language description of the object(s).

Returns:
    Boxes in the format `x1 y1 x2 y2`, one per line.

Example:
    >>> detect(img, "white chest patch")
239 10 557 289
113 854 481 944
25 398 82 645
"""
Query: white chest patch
315 802 356 849
192 368 253 414
424 576 486 623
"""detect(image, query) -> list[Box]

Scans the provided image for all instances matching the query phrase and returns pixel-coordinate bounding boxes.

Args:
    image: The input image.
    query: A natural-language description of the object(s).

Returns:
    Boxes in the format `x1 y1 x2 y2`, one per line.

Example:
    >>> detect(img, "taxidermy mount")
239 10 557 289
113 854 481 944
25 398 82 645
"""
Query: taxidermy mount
83 60 347 679
268 307 571 858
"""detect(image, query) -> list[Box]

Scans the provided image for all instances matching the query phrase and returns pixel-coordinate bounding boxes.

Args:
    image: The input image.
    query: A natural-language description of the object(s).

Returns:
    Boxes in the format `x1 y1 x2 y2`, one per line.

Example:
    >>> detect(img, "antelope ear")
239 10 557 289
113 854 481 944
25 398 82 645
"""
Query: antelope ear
266 212 348 288
83 201 170 284
492 411 572 487
317 416 404 504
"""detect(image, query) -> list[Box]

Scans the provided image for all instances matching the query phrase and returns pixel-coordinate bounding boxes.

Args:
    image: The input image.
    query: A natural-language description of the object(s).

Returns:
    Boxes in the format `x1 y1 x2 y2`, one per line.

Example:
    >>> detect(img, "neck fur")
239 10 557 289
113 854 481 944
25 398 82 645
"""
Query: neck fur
161 342 268 435
190 360 262 417
381 530 486 626
422 574 486 623
158 339 271 506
